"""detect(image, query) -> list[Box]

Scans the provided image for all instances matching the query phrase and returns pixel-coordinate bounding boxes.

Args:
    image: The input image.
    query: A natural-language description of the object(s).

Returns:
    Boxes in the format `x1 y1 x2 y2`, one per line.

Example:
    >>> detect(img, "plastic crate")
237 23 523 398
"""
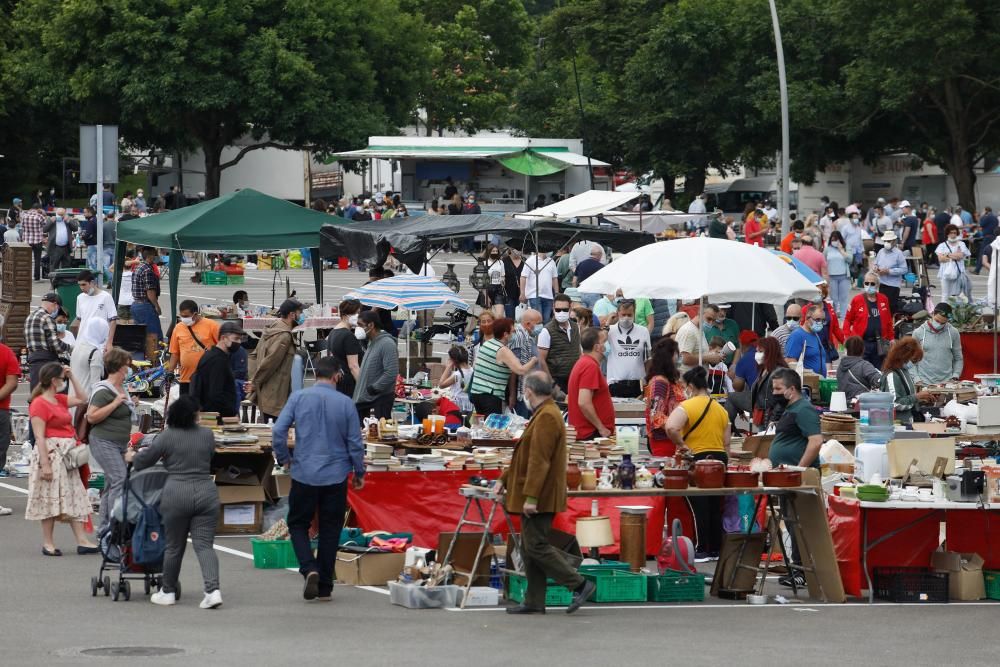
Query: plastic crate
581 569 647 603
985 570 1000 600
227 274 245 285
507 573 574 606
88 473 105 490
578 561 631 574
647 570 707 602
250 538 299 569
873 567 949 603
201 271 228 285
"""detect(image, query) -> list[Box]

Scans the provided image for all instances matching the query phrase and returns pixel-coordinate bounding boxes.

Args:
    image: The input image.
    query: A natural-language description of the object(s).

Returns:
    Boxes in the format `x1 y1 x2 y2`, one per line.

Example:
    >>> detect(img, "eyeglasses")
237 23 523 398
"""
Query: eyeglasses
553 307 570 313
863 282 878 287
810 317 825 323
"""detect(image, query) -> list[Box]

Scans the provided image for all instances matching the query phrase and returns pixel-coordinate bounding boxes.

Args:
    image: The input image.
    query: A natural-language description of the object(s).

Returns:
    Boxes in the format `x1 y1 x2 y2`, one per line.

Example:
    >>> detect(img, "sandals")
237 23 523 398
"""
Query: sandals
41 547 63 557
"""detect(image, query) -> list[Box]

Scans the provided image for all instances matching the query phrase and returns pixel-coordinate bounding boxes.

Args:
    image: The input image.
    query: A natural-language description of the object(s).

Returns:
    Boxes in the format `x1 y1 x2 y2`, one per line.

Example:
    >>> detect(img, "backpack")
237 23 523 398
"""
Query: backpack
131 491 165 566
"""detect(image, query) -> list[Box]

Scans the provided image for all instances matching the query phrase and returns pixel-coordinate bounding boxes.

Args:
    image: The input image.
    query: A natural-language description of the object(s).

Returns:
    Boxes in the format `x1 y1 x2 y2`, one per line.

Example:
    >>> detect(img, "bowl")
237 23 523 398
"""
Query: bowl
747 594 768 605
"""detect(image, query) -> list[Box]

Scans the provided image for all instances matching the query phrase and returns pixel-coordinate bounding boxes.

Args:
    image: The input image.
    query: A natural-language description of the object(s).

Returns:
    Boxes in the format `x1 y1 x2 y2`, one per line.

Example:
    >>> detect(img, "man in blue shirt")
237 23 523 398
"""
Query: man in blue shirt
273 356 365 601
725 330 760 427
784 305 828 377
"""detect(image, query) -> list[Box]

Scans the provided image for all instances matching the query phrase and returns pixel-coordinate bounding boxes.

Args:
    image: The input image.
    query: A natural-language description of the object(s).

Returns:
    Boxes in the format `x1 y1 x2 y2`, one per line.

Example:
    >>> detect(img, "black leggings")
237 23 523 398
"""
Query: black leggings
690 450 728 554
470 393 504 416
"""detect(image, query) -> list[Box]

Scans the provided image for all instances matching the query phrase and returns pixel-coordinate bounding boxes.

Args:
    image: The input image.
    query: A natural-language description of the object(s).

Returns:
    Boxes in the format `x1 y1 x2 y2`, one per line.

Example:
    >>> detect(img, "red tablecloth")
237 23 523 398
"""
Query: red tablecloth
827 496 1000 598
959 331 999 380
348 471 695 556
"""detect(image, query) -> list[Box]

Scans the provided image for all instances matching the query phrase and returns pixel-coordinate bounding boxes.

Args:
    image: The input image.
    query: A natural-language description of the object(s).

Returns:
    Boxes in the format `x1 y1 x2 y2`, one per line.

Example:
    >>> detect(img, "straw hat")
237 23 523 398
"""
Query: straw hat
880 231 898 242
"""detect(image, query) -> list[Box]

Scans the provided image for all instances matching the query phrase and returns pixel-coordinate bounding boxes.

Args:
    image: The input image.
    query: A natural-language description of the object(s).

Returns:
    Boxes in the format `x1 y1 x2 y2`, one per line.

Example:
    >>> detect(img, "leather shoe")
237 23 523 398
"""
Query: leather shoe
77 545 100 555
303 571 319 600
566 580 596 614
41 547 63 557
506 604 545 615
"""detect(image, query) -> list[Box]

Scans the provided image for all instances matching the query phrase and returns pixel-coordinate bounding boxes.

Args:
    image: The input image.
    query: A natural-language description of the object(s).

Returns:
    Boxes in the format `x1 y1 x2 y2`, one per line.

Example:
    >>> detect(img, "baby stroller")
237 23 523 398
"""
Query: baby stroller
90 460 173 601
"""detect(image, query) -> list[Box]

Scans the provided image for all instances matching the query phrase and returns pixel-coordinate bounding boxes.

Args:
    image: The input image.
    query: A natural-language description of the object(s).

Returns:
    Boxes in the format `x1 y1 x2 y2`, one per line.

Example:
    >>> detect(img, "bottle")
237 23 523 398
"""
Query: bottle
858 391 894 444
366 409 379 440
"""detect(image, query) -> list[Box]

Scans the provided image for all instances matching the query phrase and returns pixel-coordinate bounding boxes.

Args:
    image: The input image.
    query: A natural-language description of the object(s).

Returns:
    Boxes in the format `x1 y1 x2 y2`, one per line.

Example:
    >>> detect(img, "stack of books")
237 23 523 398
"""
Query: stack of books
406 454 446 471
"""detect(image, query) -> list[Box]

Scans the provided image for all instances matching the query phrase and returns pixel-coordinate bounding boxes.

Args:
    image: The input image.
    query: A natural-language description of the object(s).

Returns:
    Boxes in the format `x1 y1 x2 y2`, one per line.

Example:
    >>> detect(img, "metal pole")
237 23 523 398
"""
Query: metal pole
96 125 105 287
571 54 595 191
769 0 791 237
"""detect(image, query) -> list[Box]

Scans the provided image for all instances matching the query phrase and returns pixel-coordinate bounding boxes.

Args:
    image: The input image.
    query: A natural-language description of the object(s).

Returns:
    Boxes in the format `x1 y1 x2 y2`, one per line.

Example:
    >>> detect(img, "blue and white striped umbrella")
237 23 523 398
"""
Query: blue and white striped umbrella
344 274 469 311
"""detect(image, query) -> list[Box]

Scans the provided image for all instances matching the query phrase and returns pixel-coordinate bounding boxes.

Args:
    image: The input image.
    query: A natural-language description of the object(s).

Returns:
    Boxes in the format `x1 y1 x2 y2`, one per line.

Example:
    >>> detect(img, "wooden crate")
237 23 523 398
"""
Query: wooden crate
0 300 32 348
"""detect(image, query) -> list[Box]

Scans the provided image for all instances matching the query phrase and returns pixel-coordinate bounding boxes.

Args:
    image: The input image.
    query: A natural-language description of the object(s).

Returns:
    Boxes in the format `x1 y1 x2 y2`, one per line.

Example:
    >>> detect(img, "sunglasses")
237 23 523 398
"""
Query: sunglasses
553 307 570 313
863 282 877 287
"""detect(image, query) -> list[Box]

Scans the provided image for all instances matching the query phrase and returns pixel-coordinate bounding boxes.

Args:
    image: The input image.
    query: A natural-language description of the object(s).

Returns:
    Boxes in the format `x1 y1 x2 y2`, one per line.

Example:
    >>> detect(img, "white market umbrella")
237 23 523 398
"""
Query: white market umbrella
579 237 820 303
601 210 699 234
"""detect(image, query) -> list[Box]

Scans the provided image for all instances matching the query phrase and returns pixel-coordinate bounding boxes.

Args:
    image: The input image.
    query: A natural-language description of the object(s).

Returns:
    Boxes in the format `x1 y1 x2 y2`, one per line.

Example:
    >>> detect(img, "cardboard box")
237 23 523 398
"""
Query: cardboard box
336 550 406 585
931 551 986 601
438 533 493 586
886 437 955 478
216 485 265 534
265 473 292 502
463 586 500 606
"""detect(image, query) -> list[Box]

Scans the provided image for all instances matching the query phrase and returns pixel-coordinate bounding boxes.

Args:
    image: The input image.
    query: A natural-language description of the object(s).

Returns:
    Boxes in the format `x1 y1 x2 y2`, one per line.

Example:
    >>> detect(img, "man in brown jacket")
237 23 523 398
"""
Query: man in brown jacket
496 372 595 614
251 298 302 421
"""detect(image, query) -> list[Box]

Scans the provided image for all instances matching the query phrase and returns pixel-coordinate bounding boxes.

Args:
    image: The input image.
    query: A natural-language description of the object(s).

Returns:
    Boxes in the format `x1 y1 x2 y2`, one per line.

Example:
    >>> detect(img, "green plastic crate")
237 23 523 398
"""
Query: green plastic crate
647 570 707 602
250 538 299 569
578 561 631 574
819 378 838 405
227 274 245 284
201 271 228 285
985 570 1000 600
506 573 574 606
581 569 647 603
88 473 105 490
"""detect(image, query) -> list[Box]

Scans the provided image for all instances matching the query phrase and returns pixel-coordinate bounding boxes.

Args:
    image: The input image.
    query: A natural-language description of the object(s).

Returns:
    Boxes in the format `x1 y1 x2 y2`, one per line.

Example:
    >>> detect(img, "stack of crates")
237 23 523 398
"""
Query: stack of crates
1 243 34 352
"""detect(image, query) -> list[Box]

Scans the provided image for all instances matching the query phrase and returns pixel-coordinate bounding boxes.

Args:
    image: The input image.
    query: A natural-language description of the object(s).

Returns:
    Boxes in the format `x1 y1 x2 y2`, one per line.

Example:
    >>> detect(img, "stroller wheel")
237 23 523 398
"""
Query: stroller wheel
91 576 98 597
103 576 111 597
122 581 131 601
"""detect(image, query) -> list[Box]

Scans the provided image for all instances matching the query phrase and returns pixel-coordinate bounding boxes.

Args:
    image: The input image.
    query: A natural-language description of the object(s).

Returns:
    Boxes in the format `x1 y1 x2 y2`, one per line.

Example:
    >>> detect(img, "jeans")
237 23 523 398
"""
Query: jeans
828 274 851 320
130 301 163 340
87 246 114 280
504 301 518 320
0 409 10 471
878 284 900 315
30 243 43 280
520 512 585 609
88 435 128 531
288 479 348 597
528 297 553 323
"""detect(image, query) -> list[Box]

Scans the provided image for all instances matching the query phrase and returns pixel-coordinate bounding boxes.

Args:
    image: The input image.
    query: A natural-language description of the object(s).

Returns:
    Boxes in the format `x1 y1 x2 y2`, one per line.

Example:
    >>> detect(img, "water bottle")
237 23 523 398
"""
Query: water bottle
858 391 894 444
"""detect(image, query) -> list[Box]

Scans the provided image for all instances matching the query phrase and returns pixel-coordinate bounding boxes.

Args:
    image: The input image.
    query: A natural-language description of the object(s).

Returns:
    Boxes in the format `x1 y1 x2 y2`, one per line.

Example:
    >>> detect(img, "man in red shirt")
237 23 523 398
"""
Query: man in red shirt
0 315 21 514
744 210 766 247
567 328 615 440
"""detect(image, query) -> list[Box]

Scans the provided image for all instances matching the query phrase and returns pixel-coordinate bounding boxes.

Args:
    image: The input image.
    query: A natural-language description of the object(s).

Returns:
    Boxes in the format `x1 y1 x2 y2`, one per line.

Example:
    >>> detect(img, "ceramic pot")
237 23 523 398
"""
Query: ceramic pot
618 454 637 490
566 462 582 490
661 469 689 490
724 471 760 488
693 460 725 489
580 468 597 491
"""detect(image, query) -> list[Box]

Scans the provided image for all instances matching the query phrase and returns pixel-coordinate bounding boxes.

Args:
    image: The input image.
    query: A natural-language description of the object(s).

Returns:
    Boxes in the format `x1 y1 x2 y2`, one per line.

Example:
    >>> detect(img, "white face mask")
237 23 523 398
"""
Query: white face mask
554 311 570 324
348 315 359 326
618 316 633 329
180 316 194 326
354 326 367 341
754 351 765 364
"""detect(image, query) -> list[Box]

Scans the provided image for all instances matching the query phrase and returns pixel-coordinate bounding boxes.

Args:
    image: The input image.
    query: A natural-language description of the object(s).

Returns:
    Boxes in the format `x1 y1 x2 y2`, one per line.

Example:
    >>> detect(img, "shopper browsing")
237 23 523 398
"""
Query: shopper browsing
537 294 581 394
606 299 651 398
251 298 301 422
72 270 117 350
166 300 220 396
567 328 615 440
191 321 251 419
352 310 400 420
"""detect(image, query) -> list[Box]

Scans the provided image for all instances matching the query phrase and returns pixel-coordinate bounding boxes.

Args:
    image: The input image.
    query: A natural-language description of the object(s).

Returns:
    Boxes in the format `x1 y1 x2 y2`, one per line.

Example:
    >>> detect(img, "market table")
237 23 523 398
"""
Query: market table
827 495 1000 602
346 471 693 557
241 316 340 332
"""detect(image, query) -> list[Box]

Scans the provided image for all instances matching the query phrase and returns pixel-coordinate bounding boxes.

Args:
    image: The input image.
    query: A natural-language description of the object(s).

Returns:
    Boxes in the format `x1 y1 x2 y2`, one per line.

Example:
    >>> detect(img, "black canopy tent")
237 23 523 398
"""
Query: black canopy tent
318 214 656 274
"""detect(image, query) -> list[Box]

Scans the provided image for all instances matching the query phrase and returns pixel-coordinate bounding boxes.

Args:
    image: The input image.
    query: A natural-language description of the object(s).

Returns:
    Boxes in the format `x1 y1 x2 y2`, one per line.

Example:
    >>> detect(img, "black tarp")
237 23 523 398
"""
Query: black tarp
319 214 655 273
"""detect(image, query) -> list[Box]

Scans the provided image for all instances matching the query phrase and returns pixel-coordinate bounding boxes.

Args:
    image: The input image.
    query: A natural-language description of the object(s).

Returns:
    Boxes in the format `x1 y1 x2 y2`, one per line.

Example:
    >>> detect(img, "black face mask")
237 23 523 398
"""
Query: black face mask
771 393 789 408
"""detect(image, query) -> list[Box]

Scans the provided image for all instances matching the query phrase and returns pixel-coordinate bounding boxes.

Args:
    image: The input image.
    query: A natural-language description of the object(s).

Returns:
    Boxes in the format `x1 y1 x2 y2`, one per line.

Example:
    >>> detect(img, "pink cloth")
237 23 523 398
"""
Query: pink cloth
793 245 827 276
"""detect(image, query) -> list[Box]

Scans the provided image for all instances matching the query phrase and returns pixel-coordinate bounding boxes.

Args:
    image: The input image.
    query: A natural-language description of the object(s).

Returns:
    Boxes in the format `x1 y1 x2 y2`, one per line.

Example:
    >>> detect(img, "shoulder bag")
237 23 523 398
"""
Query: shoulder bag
683 397 714 440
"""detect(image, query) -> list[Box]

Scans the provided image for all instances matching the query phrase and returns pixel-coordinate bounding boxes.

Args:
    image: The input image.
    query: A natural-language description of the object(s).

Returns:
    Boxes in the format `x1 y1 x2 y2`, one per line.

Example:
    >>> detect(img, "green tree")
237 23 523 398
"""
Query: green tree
9 0 429 198
407 0 532 135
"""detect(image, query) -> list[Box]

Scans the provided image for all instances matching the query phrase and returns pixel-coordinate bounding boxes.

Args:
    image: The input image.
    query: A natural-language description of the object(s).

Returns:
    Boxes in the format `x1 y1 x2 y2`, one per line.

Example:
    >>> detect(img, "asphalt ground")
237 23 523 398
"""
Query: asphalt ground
1 252 998 665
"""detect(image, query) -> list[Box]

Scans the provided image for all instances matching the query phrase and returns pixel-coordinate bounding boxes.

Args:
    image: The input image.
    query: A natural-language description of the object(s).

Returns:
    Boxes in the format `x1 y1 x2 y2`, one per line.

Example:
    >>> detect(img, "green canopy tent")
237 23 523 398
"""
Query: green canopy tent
112 189 342 318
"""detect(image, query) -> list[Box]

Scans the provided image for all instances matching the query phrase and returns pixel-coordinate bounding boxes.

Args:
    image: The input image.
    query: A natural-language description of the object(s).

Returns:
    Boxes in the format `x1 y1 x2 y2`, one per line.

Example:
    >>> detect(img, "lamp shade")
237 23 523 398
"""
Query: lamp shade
575 516 614 548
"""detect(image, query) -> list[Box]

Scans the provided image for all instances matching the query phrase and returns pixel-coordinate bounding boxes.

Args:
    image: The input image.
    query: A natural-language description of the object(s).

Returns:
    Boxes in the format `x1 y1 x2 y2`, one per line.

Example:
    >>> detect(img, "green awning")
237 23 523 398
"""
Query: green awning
496 150 568 176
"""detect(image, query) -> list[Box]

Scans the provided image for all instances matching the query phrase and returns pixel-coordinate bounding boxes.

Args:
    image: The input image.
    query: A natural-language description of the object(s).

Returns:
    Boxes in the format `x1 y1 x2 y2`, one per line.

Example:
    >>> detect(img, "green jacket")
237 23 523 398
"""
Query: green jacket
880 368 917 424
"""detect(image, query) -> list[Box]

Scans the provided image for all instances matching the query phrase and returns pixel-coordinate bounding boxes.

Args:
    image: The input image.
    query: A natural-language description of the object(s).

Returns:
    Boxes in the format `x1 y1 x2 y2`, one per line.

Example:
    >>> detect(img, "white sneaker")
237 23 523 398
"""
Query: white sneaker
150 590 176 606
0 506 12 516
199 590 223 609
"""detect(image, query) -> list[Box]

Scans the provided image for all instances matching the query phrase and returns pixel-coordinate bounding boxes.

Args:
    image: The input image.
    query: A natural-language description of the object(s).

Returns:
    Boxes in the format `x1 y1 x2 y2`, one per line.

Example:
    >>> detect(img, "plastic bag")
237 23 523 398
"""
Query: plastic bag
513 302 527 323
287 250 303 269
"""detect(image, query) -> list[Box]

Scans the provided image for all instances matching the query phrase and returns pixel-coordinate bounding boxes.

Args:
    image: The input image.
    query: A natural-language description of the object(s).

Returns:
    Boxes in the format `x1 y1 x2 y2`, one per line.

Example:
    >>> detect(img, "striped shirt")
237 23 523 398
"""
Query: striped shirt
469 338 511 399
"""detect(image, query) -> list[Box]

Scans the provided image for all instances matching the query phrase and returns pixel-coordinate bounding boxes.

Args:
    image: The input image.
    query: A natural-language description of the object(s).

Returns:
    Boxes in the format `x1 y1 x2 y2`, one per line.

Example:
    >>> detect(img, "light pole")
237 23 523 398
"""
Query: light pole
768 0 791 236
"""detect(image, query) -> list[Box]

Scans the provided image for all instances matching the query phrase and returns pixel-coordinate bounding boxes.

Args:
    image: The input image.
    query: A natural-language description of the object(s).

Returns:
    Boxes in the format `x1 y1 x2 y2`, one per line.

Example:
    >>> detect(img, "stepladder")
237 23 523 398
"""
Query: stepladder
442 485 520 608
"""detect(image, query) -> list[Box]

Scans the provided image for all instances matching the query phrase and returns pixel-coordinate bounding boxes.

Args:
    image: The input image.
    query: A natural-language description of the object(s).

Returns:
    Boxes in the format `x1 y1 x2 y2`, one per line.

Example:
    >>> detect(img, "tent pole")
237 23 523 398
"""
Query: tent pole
310 247 323 305
994 245 998 374
111 240 127 304
168 249 181 324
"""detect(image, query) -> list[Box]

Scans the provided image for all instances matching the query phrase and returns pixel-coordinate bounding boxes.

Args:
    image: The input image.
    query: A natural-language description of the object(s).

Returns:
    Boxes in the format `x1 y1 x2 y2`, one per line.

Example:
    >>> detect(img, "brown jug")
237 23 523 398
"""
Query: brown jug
566 462 582 490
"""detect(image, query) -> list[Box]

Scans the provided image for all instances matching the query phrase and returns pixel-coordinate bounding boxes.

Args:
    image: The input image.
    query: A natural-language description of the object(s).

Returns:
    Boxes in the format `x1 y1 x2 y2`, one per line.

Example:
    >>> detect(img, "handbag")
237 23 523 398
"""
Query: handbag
876 336 891 357
63 443 90 471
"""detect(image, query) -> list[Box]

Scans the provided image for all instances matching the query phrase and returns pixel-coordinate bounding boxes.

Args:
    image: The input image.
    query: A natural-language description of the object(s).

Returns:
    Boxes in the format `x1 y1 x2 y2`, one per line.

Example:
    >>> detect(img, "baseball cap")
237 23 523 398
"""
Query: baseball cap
932 302 953 317
899 200 912 208
278 298 303 317
12 197 21 205
41 292 62 306
738 330 759 346
219 321 246 336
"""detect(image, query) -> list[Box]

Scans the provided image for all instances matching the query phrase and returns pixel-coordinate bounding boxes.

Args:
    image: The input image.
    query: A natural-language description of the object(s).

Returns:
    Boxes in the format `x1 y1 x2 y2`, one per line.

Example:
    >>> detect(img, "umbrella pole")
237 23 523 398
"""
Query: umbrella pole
699 295 704 366
994 245 998 374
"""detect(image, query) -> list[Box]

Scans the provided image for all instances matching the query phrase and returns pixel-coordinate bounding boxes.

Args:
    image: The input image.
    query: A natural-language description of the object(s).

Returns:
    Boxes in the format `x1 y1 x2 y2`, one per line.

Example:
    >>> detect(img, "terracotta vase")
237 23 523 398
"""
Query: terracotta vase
566 462 582 490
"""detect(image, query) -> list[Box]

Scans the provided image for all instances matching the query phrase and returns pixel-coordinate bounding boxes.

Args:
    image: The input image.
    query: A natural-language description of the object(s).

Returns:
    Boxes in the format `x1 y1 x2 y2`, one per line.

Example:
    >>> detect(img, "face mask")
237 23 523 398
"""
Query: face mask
295 313 306 325
490 254 499 260
716 316 725 324
87 287 96 296
772 393 789 408
49 309 59 320
865 285 877 295
850 217 859 224
885 241 895 248
794 232 802 239
754 351 765 364
928 319 944 331
354 326 367 341
180 316 194 326
554 311 570 324
56 323 67 333
603 341 611 358
948 235 958 242
811 321 824 333
618 316 633 329
613 297 622 305
532 324 543 336
228 337 242 353
348 314 359 326
786 320 799 330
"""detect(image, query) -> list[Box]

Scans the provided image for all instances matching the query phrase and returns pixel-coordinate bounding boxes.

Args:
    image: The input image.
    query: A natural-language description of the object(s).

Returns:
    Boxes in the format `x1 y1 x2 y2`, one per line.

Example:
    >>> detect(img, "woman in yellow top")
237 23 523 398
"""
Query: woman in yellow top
666 366 731 562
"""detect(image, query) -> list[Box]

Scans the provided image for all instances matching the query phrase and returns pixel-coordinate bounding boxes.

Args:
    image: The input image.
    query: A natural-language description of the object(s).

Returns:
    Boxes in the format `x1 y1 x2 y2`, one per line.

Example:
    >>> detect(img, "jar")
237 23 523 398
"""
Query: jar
566 462 582 490
580 467 597 491
693 460 725 489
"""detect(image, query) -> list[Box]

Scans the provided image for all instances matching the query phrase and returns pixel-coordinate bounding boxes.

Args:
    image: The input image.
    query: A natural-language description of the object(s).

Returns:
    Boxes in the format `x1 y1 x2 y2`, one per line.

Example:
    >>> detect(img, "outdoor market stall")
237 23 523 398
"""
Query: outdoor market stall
112 189 335 318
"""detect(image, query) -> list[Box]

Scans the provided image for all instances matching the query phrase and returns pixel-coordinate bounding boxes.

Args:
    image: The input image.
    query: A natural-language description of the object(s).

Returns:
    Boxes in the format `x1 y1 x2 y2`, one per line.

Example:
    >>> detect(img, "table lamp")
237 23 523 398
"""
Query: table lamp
576 516 614 561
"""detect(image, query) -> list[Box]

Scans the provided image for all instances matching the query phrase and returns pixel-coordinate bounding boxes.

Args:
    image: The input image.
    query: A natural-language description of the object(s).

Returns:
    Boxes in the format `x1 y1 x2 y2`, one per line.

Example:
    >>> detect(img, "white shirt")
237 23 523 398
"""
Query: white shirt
606 322 650 382
569 241 602 270
763 206 778 223
4 227 20 243
688 198 707 227
521 255 558 299
76 290 118 328
55 219 69 246
537 323 572 350
675 320 709 372
118 271 134 307
486 259 505 286
950 214 963 228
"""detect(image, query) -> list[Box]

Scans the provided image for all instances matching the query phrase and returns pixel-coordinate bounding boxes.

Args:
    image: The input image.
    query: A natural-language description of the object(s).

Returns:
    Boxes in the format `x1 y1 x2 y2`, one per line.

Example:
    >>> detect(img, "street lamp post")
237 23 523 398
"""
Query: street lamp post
768 0 791 236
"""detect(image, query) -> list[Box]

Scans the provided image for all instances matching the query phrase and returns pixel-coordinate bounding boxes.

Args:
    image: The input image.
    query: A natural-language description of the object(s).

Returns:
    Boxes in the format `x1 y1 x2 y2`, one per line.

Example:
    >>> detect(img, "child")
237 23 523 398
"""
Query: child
438 346 473 415
707 336 734 396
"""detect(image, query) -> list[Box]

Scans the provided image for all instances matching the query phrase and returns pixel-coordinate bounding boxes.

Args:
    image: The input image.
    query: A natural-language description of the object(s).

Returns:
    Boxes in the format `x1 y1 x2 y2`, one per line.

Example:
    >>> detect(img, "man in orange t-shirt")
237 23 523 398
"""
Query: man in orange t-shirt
166 300 220 395
779 220 805 254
